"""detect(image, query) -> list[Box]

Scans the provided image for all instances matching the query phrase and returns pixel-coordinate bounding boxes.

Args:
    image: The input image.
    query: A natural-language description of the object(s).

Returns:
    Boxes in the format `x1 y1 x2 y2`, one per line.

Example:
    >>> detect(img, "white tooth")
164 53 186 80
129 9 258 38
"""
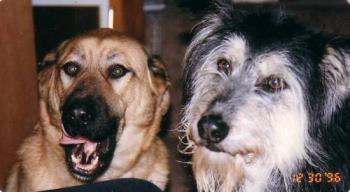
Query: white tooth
72 153 82 164
93 156 99 165
76 156 99 171
84 142 98 157
78 154 82 161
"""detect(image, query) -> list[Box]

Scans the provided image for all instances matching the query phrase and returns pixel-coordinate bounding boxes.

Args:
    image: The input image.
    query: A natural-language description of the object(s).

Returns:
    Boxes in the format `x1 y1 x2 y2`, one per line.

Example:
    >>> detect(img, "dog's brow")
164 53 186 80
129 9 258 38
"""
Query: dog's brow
71 48 85 60
107 52 118 60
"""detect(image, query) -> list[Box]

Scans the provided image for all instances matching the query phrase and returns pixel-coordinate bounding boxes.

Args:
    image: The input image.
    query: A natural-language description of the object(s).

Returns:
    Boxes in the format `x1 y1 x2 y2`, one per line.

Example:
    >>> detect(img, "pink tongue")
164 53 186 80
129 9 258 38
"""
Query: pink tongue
60 124 92 145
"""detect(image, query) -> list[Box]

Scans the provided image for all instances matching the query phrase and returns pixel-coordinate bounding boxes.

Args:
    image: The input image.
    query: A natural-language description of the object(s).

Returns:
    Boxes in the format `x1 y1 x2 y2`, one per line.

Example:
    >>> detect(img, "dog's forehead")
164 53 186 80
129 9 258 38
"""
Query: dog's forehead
221 36 290 74
220 36 247 65
59 36 148 70
255 53 290 75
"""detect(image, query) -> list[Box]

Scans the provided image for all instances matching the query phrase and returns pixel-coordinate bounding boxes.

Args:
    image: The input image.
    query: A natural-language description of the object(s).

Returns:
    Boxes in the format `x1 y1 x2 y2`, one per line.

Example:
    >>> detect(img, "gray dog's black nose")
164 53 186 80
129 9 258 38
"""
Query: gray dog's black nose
198 114 229 143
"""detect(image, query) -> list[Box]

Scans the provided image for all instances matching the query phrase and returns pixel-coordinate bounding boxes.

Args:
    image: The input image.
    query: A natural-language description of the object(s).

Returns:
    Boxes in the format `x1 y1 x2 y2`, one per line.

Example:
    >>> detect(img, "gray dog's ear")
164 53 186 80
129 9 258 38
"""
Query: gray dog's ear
321 36 350 111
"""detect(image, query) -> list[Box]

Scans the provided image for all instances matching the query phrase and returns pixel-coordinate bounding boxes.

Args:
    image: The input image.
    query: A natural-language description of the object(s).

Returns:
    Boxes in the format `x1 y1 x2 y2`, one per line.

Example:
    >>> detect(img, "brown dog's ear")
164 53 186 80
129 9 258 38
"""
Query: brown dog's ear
37 40 68 71
37 50 57 71
147 55 170 115
147 55 170 95
37 41 68 112
37 50 60 111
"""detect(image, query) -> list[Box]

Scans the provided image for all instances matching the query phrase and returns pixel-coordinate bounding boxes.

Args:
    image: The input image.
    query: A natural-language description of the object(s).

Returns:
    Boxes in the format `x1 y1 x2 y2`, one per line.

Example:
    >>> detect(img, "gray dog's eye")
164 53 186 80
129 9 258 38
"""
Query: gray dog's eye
261 75 288 93
108 64 129 79
217 58 232 75
62 62 80 77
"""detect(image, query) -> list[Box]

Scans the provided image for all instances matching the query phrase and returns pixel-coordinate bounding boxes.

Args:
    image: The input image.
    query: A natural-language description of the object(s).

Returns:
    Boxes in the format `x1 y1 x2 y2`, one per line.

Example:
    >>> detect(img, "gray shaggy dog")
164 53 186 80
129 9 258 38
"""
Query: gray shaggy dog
180 1 350 192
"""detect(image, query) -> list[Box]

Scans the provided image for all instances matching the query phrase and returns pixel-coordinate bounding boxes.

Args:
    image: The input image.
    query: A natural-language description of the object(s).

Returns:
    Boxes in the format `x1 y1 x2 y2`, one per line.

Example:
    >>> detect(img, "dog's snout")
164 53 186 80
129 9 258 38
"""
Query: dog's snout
62 98 96 135
198 114 229 144
69 107 93 127
61 93 118 141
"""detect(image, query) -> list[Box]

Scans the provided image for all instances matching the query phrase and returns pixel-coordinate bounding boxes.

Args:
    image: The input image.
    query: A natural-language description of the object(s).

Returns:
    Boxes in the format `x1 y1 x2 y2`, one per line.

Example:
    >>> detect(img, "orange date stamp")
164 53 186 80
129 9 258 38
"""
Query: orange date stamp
292 172 342 184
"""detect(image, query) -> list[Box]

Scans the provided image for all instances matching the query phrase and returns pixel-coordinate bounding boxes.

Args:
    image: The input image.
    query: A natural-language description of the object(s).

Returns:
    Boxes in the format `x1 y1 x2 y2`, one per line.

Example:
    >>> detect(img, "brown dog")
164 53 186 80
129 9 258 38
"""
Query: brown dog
5 29 170 191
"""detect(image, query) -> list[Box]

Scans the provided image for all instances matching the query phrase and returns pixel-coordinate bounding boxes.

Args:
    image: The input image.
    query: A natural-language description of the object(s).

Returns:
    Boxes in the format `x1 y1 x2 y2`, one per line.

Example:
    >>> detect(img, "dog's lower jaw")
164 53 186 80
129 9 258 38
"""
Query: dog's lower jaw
193 147 308 192
192 147 280 192
63 135 117 182
97 138 169 190
192 148 241 192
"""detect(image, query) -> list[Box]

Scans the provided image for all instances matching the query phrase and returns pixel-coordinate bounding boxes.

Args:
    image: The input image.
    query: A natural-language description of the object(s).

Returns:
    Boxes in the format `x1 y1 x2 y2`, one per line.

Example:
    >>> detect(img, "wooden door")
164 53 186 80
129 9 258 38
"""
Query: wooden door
110 0 145 42
0 0 39 188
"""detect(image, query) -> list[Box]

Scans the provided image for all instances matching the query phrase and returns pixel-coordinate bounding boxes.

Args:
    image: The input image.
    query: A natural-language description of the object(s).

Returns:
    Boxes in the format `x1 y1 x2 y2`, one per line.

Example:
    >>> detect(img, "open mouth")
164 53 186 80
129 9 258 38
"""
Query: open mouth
60 127 116 182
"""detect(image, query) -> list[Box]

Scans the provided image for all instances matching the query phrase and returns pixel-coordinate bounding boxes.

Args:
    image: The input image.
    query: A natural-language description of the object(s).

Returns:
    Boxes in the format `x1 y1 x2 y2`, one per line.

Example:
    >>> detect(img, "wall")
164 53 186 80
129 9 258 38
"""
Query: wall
0 0 39 188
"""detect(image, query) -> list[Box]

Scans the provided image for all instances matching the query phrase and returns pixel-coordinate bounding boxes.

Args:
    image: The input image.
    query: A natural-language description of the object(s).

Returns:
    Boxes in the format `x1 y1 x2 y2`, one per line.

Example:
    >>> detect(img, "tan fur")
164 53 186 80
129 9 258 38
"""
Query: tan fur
5 29 170 191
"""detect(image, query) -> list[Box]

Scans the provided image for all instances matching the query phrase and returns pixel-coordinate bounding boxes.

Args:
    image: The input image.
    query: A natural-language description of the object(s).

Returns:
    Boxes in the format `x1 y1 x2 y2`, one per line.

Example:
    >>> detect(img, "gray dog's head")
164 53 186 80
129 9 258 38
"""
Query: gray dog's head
181 2 350 192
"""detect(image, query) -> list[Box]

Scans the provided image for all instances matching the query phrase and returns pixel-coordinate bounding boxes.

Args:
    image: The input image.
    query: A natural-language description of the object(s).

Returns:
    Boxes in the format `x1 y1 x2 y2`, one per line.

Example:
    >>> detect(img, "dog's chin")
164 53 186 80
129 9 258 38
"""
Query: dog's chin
197 142 262 164
63 136 116 182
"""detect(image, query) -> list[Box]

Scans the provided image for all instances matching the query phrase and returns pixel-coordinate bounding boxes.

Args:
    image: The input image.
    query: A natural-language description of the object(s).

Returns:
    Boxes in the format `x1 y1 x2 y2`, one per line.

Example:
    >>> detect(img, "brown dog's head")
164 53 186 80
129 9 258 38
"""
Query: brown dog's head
38 29 170 182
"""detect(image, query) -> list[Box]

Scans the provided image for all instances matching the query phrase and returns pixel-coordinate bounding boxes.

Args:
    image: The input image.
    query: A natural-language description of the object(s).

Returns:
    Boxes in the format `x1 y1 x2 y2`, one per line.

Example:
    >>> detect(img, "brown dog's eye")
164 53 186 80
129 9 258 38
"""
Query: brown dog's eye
217 58 232 75
261 75 288 93
108 64 128 79
62 62 80 77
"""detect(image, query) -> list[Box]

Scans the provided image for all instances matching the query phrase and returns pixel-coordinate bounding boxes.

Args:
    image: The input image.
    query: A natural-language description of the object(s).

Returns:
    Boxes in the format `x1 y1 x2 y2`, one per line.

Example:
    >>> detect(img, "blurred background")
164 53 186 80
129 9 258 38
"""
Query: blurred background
0 0 350 191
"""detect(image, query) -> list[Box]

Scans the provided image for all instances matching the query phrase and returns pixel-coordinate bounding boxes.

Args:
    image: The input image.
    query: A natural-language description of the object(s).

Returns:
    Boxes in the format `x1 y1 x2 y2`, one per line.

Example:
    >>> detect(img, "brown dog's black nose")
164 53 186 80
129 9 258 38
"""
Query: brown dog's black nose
69 108 93 127
61 94 118 141
62 97 96 137
198 114 229 143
